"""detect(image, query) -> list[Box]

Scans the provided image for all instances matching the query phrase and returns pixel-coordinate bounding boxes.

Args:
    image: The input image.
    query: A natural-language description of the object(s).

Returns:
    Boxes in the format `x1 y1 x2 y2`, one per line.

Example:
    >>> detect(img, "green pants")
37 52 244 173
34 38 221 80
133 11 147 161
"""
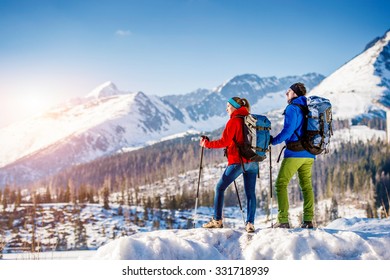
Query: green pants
275 157 314 224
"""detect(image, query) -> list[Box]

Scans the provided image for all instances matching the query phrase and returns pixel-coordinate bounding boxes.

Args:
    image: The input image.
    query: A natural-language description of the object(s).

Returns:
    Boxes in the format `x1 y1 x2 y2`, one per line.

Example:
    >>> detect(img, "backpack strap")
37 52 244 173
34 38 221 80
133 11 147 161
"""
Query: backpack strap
233 115 246 173
256 125 271 131
291 103 308 115
286 141 305 151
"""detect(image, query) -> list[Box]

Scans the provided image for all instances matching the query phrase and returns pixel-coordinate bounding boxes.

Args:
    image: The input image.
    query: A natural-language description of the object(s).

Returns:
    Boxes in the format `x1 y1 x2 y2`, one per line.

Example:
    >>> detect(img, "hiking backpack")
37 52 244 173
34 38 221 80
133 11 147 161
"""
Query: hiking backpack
289 96 333 155
235 114 271 162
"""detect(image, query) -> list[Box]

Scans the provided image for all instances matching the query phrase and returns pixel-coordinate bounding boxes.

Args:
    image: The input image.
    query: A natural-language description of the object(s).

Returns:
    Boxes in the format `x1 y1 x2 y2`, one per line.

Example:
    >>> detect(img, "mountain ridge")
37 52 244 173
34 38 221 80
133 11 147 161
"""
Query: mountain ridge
309 29 390 122
0 72 324 187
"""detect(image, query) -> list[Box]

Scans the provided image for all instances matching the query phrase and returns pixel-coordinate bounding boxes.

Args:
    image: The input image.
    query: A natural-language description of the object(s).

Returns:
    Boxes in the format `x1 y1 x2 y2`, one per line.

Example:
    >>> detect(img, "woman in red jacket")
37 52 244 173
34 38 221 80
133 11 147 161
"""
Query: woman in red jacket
200 97 259 233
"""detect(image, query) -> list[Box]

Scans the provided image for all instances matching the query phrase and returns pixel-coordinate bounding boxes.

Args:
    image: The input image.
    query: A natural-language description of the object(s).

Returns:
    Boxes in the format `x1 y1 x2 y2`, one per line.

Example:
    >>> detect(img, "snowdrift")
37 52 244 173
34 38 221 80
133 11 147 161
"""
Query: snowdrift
89 218 390 260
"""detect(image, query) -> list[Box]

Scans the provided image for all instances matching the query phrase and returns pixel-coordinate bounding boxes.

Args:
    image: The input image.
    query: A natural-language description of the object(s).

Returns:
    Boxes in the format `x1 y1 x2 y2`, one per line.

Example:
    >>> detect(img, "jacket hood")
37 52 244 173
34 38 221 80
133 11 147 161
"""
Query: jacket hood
231 106 249 118
290 96 307 106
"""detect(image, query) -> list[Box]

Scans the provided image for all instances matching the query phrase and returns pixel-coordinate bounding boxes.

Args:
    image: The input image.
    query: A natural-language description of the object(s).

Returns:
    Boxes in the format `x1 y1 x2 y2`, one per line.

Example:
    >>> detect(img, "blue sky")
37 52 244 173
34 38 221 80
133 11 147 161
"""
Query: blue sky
0 0 389 126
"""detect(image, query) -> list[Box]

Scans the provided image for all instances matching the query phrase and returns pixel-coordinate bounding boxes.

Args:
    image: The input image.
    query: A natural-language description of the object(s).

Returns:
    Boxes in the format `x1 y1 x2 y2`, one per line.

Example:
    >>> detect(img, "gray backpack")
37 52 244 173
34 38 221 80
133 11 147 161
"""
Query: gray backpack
288 96 333 155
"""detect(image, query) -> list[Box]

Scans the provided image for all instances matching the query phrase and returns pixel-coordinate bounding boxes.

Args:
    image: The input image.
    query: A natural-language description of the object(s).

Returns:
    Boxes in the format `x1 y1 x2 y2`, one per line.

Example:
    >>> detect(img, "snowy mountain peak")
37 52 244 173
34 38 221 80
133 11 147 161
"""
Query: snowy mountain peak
309 29 390 120
385 28 390 40
217 73 268 91
229 73 265 84
364 29 390 52
86 81 123 98
134 91 147 99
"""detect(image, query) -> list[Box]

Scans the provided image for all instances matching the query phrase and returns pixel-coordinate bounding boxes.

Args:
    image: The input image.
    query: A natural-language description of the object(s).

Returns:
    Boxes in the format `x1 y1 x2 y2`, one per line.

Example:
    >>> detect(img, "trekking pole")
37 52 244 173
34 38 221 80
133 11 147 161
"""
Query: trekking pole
233 180 246 226
193 138 206 228
269 146 273 228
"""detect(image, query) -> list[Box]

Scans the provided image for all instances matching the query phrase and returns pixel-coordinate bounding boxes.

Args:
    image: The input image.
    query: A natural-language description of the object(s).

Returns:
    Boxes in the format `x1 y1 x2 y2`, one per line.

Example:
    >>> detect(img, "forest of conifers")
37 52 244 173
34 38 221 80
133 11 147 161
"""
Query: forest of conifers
1 129 388 218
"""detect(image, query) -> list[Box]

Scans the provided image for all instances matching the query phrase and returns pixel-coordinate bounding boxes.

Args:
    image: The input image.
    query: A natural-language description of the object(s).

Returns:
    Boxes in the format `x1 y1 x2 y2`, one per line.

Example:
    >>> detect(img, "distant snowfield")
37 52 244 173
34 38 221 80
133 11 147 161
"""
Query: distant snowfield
4 217 389 260
331 125 386 144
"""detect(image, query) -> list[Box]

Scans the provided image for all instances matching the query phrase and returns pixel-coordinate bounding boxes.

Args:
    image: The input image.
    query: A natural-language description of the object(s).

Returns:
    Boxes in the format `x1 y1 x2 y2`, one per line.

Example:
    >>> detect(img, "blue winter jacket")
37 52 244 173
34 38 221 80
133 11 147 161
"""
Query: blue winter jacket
271 96 315 159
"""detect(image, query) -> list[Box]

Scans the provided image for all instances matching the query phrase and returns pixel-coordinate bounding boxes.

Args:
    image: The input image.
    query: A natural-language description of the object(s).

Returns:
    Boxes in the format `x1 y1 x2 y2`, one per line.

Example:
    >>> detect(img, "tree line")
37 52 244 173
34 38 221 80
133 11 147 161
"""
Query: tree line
1 126 389 217
312 139 389 217
2 140 388 217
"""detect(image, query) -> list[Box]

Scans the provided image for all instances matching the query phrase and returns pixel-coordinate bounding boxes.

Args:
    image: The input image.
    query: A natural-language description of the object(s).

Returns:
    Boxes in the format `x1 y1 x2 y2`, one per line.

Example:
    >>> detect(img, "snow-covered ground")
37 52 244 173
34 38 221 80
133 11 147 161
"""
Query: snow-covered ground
2 204 387 260
89 217 390 260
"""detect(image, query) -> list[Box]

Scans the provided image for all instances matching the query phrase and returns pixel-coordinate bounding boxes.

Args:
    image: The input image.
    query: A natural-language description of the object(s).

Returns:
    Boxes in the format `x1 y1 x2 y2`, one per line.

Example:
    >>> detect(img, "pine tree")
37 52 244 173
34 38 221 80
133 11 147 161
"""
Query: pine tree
30 198 37 252
64 184 71 203
0 230 5 259
154 196 162 210
73 216 88 250
330 196 339 221
102 185 110 210
366 203 375 218
152 219 160 230
2 193 7 213
117 204 123 216
9 190 17 205
15 189 22 207
78 184 88 204
55 232 68 251
2 186 10 212
167 215 175 229
45 186 52 203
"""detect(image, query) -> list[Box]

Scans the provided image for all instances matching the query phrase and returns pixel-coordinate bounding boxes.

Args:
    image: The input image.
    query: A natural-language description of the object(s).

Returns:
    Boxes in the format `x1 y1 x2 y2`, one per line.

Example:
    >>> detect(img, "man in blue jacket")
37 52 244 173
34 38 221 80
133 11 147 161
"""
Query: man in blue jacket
271 83 315 229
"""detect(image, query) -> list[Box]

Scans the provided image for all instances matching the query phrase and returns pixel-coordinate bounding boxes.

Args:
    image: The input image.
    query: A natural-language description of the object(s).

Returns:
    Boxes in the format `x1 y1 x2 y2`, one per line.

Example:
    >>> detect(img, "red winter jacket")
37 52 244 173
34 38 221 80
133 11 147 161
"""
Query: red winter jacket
204 106 251 165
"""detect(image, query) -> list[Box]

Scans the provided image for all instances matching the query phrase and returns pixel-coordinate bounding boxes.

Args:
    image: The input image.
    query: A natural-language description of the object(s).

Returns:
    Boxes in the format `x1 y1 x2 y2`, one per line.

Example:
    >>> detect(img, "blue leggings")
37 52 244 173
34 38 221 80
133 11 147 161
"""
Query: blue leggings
213 162 258 223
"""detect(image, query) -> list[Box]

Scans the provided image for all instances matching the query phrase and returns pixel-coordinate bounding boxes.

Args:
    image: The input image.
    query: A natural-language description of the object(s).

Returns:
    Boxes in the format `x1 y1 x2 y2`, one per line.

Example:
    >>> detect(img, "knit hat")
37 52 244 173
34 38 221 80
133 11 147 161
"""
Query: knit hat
290 83 305 96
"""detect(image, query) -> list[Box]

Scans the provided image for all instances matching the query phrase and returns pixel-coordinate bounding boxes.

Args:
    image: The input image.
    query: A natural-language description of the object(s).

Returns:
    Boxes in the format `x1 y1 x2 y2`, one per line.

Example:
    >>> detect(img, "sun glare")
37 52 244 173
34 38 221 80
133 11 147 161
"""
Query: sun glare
16 93 52 118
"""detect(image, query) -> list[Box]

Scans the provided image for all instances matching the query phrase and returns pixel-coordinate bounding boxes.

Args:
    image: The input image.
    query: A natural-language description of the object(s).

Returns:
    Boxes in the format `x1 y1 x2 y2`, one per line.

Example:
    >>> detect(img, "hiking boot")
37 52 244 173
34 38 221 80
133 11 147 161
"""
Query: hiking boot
245 222 255 233
272 222 290 229
301 221 314 229
202 218 223 229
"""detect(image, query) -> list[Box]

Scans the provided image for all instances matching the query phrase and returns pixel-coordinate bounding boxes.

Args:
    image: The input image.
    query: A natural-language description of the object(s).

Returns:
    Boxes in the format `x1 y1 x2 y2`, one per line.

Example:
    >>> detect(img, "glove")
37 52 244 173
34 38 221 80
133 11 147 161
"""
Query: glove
200 135 209 147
